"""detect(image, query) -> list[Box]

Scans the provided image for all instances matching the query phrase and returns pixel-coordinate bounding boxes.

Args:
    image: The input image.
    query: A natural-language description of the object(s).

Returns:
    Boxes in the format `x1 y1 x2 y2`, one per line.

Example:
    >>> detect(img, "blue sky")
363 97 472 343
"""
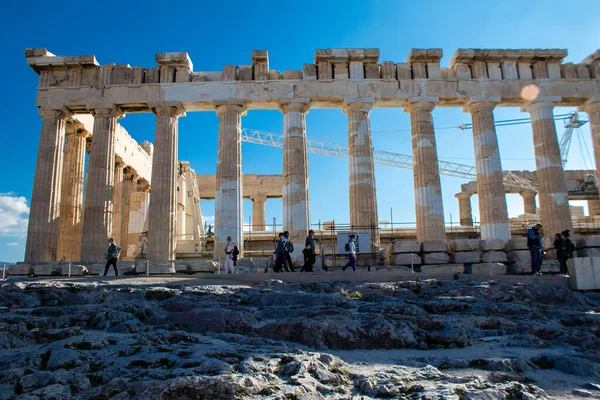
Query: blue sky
0 0 599 262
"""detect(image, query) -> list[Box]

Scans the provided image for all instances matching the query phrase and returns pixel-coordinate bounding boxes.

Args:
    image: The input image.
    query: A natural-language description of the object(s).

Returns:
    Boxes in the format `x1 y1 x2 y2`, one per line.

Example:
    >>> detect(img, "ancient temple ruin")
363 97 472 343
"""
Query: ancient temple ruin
23 47 600 267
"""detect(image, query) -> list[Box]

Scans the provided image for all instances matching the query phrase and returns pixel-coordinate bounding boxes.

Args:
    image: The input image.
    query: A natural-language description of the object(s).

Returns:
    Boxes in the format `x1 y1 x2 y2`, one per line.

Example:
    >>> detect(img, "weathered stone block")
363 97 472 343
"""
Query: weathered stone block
396 63 412 79
381 62 396 80
506 238 529 251
507 250 531 262
393 253 421 266
393 241 420 254
33 264 55 276
268 70 283 80
578 248 600 258
9 264 32 275
420 264 462 274
509 262 533 275
421 240 447 253
469 263 507 275
147 263 176 274
541 260 560 273
452 251 481 264
364 63 380 79
569 258 596 290
423 252 449 264
450 239 480 252
576 236 600 249
56 264 88 276
284 70 302 80
175 260 218 274
237 66 253 81
480 239 506 251
302 64 317 80
481 251 508 263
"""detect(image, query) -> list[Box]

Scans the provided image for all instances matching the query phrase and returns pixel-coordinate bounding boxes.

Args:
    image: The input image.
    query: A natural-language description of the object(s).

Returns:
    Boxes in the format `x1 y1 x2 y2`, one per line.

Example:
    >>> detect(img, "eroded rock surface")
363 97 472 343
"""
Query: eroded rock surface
0 279 599 399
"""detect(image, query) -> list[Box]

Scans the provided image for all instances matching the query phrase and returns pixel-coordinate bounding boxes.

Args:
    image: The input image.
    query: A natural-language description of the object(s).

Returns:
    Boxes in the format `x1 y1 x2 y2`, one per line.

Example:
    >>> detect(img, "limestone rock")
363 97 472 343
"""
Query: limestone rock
393 253 422 266
450 239 480 252
422 252 449 264
470 263 507 275
507 250 531 262
420 264 462 274
421 240 447 253
392 241 420 254
452 251 481 264
509 262 534 275
540 259 560 273
8 263 32 275
577 236 600 249
569 258 596 290
506 238 529 252
480 239 507 251
175 260 218 274
578 248 600 258
482 251 508 263
33 264 56 276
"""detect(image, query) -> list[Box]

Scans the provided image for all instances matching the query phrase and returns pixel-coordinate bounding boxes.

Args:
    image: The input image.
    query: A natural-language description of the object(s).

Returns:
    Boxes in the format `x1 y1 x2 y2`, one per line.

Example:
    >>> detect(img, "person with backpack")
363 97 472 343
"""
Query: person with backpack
103 237 120 276
342 234 357 272
527 223 544 276
224 236 236 274
283 231 295 272
274 232 286 273
301 230 316 272
559 229 574 277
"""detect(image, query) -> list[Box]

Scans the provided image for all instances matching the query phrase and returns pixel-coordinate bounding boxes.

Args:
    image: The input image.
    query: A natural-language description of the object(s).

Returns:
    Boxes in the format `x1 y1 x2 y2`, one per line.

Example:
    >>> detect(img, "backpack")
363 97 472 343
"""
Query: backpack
286 241 294 253
113 246 122 258
232 245 240 257
344 242 350 252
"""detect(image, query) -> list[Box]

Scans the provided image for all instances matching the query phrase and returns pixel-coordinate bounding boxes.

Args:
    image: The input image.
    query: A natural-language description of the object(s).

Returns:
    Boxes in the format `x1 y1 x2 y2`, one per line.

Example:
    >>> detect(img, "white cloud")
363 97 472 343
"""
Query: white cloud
202 215 215 227
5 242 18 246
0 193 30 237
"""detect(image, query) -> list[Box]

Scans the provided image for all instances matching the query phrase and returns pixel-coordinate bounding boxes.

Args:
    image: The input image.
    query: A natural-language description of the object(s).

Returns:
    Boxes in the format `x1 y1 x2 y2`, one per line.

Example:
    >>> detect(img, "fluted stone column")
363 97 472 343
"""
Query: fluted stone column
176 167 187 241
25 108 69 262
520 191 537 214
343 102 379 250
466 100 510 240
120 170 138 260
126 181 150 259
405 101 446 241
147 105 185 264
525 101 573 236
280 101 311 252
215 104 246 257
251 196 267 231
455 192 473 227
580 98 600 191
111 159 125 246
56 121 89 261
80 106 124 261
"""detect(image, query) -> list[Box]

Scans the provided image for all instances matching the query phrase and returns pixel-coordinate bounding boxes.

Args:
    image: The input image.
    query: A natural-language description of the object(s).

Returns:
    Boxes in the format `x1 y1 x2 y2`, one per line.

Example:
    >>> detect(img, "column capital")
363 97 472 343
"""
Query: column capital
38 108 71 119
115 159 126 169
579 97 600 113
342 101 373 114
251 195 268 202
521 97 560 113
87 105 125 119
455 192 472 200
215 103 247 116
152 103 186 118
404 101 436 113
463 98 499 113
279 99 311 114
519 191 537 197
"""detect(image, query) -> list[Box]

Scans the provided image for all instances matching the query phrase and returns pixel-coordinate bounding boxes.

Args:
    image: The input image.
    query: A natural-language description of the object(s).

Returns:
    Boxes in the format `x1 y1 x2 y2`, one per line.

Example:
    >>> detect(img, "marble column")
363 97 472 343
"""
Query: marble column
343 102 379 250
120 169 138 260
580 98 600 192
176 166 187 241
126 181 150 259
251 196 267 231
524 101 573 236
465 100 510 240
520 191 537 214
56 121 89 261
25 108 69 262
405 101 446 241
147 105 185 264
111 159 125 246
80 106 124 262
280 101 311 253
455 192 473 227
215 104 246 258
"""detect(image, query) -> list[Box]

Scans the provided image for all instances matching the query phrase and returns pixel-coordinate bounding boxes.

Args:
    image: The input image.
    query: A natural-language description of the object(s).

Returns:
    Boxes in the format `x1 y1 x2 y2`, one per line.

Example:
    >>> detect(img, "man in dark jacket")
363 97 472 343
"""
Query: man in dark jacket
527 224 544 275
274 232 286 273
104 237 119 276
301 230 316 272
283 231 294 272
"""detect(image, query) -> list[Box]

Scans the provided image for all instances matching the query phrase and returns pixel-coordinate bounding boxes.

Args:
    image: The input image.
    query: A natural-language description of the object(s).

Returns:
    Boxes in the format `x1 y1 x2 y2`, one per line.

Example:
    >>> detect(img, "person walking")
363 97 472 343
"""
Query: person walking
301 230 316 272
527 223 544 276
274 232 286 273
224 236 236 274
103 237 120 276
342 235 357 272
559 229 574 277
283 231 295 272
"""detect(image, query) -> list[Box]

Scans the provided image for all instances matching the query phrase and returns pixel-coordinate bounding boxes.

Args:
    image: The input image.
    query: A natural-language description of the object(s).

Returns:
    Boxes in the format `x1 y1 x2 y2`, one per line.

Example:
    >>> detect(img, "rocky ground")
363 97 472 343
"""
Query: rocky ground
0 277 599 399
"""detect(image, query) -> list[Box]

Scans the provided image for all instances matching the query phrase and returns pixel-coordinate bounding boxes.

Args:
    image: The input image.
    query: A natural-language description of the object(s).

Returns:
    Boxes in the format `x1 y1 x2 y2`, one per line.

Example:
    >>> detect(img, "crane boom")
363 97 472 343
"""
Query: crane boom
240 128 537 190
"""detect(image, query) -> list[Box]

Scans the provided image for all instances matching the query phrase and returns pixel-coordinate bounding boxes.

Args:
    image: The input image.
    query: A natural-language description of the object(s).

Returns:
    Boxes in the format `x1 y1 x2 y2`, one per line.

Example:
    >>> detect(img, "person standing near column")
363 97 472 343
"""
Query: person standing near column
342 235 357 272
283 231 295 272
527 224 544 276
224 236 236 274
301 230 316 272
103 238 120 276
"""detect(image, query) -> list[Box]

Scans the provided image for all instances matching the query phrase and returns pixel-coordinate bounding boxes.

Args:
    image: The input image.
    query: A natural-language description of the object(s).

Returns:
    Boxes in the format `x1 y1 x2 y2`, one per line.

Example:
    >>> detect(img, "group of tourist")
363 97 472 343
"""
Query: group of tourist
527 223 574 277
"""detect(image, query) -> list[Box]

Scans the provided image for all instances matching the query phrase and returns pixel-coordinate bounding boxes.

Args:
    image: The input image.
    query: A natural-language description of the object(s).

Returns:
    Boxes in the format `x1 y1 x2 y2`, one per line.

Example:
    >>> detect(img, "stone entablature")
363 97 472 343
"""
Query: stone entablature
196 174 283 199
26 47 600 112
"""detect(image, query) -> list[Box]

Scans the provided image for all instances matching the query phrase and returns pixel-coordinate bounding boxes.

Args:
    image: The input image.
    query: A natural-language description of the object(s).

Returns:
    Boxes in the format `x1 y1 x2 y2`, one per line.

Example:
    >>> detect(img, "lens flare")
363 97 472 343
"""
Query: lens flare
520 85 540 101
